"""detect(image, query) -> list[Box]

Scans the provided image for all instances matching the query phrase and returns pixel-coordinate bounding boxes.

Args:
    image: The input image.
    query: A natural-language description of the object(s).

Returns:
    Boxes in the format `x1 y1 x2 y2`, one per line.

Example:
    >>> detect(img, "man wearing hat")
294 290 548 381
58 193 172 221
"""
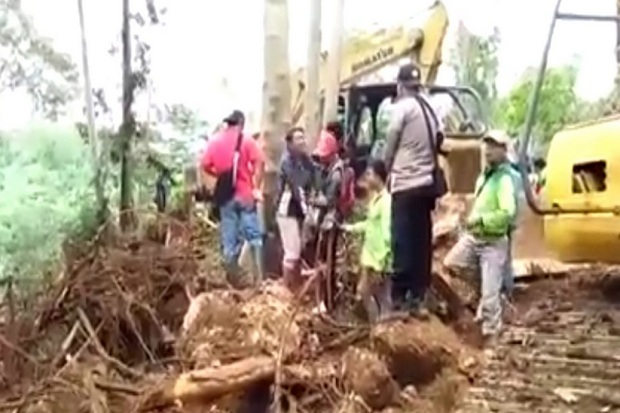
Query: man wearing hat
383 63 441 317
443 130 517 346
201 109 265 286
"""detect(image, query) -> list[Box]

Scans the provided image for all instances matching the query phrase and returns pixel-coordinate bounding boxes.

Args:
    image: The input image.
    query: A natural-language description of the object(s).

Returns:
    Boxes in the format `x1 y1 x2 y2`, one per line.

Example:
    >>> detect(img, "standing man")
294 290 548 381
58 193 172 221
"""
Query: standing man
504 135 523 297
443 131 516 346
201 110 265 286
383 63 441 316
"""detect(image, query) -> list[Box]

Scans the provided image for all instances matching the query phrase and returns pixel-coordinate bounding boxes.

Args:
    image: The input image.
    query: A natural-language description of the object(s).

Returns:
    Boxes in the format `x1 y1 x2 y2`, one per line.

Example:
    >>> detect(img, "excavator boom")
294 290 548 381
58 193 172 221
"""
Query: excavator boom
291 1 449 125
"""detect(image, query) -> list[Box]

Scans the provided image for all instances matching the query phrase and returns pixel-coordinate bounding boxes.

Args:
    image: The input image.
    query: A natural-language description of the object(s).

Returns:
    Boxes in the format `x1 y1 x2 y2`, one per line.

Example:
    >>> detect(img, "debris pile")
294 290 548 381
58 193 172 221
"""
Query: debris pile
0 197 479 413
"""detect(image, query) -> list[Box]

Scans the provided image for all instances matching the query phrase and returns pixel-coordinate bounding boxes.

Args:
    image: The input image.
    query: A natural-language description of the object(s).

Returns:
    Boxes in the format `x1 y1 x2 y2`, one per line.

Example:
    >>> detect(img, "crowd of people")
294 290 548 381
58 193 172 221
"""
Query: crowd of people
199 63 528 348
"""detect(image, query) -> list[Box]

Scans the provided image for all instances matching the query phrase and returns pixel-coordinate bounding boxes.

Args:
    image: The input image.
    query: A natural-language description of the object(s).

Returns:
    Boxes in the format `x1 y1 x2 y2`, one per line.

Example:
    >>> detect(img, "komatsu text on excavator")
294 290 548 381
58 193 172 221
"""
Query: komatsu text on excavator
291 0 488 193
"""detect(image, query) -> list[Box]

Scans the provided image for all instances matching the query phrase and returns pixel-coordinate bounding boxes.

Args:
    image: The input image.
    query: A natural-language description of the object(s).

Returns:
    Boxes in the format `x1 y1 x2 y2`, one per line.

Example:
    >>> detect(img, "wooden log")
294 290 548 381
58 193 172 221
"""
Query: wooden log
343 347 398 410
140 356 275 410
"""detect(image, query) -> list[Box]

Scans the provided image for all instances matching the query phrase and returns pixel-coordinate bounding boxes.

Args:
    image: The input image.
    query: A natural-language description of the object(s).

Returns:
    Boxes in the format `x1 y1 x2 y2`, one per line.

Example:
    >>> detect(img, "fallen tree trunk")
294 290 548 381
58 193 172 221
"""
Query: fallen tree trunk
139 196 476 410
140 356 275 410
141 310 473 411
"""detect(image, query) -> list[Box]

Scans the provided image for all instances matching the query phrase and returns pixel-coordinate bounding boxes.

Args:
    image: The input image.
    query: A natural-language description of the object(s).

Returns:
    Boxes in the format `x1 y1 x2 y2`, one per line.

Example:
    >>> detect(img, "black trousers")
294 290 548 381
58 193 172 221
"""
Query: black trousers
391 188 435 303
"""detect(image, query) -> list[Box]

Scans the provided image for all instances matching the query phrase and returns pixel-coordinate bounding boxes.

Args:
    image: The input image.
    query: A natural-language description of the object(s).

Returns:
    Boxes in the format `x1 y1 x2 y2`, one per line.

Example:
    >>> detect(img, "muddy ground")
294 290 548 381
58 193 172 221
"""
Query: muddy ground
0 197 618 413
0 199 479 413
460 271 620 413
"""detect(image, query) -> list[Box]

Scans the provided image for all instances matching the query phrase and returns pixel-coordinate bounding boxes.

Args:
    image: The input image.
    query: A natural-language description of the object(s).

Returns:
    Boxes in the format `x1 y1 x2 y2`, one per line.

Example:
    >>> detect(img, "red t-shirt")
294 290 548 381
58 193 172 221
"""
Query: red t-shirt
201 126 263 203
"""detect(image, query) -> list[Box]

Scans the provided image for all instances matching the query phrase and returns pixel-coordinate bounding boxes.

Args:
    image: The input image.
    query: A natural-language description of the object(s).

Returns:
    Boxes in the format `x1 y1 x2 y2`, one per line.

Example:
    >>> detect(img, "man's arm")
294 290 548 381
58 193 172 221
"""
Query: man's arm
247 137 264 193
383 102 406 173
200 141 216 176
479 174 516 234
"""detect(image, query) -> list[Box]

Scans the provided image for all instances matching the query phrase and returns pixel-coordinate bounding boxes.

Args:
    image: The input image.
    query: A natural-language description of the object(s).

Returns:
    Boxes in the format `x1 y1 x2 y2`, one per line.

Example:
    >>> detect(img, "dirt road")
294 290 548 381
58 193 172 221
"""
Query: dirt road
458 273 620 413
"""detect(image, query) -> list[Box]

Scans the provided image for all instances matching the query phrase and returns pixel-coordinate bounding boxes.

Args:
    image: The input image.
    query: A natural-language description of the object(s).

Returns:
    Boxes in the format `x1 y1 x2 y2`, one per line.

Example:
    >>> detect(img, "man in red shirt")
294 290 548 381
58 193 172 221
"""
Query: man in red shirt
201 110 265 285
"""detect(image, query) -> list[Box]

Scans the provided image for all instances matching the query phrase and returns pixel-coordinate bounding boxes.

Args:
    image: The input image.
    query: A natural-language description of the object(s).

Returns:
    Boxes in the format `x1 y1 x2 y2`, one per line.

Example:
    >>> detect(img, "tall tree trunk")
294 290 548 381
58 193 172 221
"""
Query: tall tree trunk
615 0 620 90
261 0 291 231
77 0 107 224
304 0 322 148
119 0 136 231
322 0 344 124
611 0 620 104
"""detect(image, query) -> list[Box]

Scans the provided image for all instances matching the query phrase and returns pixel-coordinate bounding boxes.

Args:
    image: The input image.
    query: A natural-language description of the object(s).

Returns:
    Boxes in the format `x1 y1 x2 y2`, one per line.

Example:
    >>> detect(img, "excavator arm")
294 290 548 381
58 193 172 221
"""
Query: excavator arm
291 0 449 125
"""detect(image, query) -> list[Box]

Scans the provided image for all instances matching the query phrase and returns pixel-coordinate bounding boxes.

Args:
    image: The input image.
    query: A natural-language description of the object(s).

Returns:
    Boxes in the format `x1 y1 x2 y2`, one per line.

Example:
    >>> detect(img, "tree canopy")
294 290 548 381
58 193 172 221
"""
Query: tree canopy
495 65 581 143
0 0 79 119
450 23 500 117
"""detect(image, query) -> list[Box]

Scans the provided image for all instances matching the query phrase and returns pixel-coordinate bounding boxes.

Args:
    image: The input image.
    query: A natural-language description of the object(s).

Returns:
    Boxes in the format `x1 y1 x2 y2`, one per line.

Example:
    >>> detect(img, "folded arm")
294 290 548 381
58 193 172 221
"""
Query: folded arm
478 174 516 234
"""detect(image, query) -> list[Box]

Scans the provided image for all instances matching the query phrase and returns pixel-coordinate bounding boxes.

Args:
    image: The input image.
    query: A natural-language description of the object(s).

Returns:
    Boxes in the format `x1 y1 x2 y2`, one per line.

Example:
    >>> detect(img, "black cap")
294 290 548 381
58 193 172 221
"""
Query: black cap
223 109 245 126
396 63 422 85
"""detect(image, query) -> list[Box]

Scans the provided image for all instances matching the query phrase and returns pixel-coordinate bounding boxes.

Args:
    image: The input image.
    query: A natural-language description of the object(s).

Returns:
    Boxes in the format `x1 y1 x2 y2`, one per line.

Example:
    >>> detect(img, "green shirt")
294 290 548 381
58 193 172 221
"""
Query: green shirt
347 189 391 272
469 163 517 238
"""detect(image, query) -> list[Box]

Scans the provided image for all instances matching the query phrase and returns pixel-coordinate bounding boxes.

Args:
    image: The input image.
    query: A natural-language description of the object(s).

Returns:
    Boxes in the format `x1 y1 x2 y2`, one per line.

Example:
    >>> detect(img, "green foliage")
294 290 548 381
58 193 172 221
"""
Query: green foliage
495 65 580 142
0 0 79 119
450 23 500 116
165 103 209 138
0 123 97 282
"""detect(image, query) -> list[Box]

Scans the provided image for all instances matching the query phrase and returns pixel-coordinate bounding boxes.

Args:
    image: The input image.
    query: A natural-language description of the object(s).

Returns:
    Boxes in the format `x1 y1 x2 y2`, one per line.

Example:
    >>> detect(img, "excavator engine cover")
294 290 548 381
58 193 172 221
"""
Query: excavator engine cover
543 115 620 263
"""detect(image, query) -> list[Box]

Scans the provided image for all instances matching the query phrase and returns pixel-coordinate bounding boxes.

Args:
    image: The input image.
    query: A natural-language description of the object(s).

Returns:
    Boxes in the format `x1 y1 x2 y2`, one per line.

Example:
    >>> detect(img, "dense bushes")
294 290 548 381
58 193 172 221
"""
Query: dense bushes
0 123 98 283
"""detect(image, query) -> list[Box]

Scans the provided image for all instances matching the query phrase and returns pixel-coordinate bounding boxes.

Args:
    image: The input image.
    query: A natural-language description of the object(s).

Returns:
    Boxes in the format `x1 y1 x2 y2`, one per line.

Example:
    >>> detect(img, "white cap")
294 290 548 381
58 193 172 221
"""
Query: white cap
482 129 511 146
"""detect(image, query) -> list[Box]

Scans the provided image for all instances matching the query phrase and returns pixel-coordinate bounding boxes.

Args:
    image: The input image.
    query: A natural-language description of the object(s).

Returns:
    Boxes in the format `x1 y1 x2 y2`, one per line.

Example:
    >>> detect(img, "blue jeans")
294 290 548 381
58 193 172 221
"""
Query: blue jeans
219 198 263 266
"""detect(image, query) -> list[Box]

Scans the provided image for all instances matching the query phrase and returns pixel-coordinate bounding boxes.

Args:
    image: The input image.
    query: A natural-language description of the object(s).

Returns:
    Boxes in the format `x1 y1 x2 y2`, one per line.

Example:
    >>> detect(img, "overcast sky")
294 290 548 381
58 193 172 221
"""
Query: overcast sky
1 0 616 129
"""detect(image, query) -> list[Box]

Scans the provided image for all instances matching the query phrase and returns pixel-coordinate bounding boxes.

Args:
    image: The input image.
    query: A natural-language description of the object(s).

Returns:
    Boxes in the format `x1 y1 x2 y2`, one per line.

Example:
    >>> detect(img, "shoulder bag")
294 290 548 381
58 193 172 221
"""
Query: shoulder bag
213 131 244 207
413 95 448 199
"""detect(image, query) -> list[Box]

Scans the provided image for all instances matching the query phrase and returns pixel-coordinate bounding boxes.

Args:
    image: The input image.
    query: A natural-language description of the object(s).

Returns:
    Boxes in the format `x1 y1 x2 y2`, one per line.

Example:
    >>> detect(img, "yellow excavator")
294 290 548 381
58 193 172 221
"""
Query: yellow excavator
513 0 620 267
189 0 487 217
290 1 449 125
290 0 487 193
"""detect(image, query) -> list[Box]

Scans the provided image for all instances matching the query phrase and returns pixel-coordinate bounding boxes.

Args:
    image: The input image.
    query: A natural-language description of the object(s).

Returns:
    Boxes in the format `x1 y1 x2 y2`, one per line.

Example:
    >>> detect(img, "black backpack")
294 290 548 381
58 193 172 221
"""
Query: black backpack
212 131 243 207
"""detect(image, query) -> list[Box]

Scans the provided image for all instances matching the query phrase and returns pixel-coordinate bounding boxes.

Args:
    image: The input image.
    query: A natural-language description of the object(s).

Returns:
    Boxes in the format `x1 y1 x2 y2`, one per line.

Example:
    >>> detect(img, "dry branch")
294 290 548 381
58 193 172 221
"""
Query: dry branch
77 307 141 379
140 356 275 410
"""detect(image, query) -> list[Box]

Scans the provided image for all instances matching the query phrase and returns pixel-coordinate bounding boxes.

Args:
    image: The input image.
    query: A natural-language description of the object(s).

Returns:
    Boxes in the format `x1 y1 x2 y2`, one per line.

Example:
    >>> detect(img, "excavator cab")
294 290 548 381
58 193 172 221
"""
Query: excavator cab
340 82 487 193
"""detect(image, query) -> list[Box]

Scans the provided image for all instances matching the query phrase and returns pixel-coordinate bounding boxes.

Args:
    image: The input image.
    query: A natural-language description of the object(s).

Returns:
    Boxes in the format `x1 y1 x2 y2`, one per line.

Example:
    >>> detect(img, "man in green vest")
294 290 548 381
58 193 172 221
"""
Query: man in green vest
443 130 517 347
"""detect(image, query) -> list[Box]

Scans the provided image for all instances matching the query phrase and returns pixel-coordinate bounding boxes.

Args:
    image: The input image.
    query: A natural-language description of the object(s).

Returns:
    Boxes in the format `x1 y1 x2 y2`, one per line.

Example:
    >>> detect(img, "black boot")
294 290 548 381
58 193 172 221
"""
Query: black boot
406 293 430 320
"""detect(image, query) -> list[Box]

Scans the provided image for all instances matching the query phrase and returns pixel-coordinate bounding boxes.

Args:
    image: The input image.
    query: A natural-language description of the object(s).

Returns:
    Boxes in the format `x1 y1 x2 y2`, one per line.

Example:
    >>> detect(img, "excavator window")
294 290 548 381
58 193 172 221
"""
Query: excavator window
357 106 373 147
341 83 396 176
341 82 487 178
572 161 607 193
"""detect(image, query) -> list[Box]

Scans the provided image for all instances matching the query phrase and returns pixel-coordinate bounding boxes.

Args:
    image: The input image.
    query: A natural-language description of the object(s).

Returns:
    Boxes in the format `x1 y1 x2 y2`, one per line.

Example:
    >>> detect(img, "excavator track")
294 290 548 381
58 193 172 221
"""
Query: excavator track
458 274 620 413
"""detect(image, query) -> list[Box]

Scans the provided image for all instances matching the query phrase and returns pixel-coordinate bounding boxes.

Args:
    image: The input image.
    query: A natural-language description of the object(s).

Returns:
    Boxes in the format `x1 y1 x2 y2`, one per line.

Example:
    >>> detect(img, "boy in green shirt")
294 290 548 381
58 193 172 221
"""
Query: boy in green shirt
444 130 517 346
342 160 392 322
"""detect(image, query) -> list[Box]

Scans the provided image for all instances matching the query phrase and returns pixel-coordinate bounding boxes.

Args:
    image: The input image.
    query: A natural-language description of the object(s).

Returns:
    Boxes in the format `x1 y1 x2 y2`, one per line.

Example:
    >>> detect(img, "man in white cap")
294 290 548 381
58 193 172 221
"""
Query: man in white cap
443 130 517 346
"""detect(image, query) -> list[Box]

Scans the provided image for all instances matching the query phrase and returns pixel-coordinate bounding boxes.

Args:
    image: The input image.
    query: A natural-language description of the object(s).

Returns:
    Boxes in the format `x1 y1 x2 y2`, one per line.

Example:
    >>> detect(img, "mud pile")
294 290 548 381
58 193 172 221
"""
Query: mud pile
0 196 478 413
